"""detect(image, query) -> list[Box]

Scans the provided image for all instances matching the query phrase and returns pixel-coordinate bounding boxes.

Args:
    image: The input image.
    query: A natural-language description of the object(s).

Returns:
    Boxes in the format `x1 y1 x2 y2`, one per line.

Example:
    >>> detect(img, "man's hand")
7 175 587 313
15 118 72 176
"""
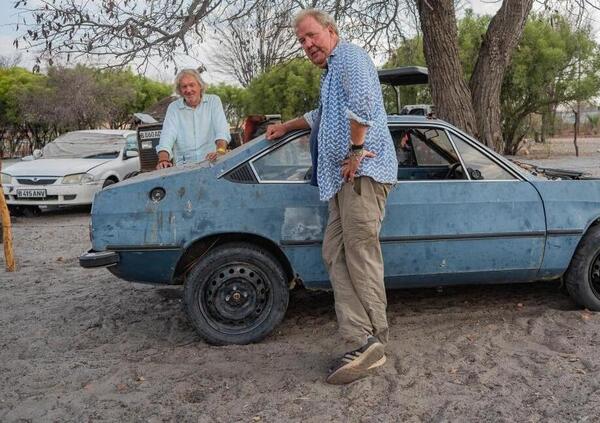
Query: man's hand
156 160 173 169
341 149 376 182
156 151 173 169
266 123 288 140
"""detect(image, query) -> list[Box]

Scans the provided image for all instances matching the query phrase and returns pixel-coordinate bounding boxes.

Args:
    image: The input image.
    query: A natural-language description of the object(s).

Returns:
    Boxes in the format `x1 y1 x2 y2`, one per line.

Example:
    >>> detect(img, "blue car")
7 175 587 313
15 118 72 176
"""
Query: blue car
80 116 600 345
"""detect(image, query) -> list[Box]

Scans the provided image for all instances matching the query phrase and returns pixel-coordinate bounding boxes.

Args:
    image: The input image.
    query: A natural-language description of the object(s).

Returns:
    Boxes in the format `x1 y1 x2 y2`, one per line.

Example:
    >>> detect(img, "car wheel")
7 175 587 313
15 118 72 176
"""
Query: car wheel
566 226 600 311
183 242 289 345
8 205 24 217
22 205 41 217
102 178 117 189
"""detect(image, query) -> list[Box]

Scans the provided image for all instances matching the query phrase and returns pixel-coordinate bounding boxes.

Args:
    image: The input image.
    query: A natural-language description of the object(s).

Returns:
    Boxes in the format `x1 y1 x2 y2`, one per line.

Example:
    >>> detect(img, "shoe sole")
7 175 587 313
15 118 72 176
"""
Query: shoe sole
326 343 385 385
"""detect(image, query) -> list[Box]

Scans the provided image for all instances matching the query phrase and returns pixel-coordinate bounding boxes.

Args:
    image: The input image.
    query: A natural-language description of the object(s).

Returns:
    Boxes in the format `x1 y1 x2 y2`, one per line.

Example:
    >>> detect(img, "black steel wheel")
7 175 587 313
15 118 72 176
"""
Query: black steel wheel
566 225 600 311
183 242 289 345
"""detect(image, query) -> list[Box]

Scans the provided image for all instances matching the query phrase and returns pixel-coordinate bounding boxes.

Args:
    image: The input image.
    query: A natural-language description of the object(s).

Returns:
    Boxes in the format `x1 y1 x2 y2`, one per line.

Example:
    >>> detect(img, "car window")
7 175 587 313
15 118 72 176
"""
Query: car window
253 134 312 182
450 134 515 180
125 134 138 152
391 127 466 181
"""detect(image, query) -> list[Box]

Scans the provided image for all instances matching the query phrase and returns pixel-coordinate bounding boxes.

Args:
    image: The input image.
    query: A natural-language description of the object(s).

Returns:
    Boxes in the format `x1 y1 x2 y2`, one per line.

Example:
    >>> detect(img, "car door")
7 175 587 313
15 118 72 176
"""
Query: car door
382 124 546 288
248 132 331 287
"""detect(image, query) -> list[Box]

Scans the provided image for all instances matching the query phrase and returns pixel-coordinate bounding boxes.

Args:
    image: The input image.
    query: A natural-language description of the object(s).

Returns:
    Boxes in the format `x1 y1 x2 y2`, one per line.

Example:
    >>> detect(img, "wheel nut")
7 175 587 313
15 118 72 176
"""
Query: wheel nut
233 292 241 301
225 295 231 302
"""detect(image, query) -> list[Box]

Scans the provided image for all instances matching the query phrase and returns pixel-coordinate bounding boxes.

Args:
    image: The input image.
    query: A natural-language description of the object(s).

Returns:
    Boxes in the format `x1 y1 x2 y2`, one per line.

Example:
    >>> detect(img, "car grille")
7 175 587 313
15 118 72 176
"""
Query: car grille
16 178 57 185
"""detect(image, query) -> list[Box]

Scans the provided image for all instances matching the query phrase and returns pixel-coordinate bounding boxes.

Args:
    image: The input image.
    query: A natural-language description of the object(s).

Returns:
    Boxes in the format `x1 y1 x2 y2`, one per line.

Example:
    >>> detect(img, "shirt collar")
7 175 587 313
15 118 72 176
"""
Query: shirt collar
326 40 344 66
177 96 208 110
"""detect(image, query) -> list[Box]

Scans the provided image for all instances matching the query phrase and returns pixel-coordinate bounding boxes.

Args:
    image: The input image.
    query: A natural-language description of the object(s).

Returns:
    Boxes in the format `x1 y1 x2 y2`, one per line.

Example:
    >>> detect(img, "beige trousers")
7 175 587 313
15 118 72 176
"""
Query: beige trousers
322 176 392 348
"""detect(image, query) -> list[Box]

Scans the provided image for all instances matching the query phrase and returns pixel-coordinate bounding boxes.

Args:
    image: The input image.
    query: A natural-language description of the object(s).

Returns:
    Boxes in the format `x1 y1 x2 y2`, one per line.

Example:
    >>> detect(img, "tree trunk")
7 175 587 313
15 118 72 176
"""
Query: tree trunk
469 0 533 151
417 0 477 137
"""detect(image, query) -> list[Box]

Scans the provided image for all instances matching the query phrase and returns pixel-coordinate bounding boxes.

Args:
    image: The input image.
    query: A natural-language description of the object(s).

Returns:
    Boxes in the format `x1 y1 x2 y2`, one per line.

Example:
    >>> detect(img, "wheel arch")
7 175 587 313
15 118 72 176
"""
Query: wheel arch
583 216 600 237
172 232 295 284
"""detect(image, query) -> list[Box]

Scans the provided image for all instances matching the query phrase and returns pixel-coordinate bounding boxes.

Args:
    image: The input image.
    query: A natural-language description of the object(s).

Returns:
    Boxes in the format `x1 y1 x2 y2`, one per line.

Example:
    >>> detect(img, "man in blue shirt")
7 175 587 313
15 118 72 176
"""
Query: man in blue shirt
156 69 230 168
266 9 397 385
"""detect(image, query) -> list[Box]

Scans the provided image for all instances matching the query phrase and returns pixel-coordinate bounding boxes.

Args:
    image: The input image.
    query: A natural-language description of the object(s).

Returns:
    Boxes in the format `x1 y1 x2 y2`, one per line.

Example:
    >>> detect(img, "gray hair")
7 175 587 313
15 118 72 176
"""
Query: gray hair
293 9 339 35
174 68 207 96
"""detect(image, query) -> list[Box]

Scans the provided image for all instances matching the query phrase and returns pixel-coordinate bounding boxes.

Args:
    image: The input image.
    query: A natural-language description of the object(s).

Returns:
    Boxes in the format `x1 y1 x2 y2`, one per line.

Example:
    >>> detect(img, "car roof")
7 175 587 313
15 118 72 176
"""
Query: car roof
378 66 429 86
71 129 136 137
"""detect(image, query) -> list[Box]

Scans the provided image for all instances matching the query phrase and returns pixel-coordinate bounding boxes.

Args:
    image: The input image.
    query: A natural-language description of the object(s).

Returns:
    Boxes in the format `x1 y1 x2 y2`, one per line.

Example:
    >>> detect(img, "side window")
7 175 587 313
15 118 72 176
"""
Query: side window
391 127 465 181
125 135 138 152
253 134 311 182
450 134 515 180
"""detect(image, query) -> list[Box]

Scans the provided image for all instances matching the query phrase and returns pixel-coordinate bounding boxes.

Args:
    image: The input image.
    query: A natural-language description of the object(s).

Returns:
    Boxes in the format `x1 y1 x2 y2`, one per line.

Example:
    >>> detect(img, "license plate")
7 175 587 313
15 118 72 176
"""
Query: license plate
17 189 47 198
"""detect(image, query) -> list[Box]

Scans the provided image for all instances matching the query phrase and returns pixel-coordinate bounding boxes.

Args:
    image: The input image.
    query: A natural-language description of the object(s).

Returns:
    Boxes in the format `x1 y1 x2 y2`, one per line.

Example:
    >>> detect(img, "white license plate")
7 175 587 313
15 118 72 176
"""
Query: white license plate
17 189 47 198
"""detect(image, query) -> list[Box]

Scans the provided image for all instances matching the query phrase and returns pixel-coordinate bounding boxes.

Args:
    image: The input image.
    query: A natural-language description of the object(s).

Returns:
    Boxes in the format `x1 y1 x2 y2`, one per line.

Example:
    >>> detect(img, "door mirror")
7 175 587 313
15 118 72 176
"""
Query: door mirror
125 150 139 159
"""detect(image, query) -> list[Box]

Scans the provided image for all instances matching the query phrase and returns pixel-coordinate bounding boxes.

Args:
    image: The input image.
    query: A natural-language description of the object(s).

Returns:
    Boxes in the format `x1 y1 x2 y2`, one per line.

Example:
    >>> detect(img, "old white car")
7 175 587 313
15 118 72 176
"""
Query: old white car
1 129 139 215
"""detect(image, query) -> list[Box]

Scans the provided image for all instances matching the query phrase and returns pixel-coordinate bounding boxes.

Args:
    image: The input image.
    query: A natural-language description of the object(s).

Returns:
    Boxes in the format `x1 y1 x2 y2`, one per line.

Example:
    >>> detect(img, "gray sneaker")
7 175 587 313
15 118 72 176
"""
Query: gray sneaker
326 336 385 385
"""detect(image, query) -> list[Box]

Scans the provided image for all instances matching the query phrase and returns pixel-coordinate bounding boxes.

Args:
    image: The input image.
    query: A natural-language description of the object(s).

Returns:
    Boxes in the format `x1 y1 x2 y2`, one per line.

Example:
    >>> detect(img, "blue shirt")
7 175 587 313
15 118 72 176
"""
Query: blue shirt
157 95 230 165
304 41 397 201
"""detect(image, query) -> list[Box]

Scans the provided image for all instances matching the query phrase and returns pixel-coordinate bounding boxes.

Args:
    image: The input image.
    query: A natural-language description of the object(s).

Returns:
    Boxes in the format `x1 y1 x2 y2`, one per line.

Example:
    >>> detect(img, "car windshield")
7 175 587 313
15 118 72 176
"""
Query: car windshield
42 132 126 159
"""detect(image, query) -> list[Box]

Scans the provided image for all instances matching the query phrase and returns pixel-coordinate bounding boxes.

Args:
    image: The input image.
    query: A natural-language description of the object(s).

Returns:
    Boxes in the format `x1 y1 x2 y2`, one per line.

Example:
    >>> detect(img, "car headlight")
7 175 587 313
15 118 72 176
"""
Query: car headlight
62 173 94 184
0 172 12 184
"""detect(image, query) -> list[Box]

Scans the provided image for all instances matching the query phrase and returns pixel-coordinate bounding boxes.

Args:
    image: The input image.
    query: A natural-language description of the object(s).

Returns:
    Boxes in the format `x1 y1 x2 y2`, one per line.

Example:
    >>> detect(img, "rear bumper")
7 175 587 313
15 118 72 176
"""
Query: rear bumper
79 249 119 268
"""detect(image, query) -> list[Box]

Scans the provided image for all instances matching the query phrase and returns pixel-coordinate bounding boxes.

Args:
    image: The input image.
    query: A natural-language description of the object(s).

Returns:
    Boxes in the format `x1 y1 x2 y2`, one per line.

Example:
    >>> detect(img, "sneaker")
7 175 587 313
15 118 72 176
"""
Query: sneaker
326 336 385 385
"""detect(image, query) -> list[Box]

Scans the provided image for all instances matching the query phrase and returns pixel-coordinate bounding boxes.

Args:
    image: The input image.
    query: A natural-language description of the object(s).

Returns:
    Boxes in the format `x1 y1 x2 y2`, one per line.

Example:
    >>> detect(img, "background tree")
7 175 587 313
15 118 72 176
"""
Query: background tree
208 0 299 86
13 0 242 71
500 16 600 154
244 59 321 121
0 67 45 155
206 83 248 127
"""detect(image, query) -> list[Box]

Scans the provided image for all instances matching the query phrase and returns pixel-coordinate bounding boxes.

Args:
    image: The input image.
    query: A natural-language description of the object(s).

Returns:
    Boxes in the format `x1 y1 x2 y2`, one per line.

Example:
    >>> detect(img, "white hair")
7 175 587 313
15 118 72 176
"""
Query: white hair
174 68 207 96
293 8 339 35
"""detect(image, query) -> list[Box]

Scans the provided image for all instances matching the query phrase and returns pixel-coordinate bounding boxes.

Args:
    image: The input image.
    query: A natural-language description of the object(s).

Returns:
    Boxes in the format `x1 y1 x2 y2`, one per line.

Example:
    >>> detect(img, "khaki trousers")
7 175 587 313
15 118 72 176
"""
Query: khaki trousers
322 176 392 348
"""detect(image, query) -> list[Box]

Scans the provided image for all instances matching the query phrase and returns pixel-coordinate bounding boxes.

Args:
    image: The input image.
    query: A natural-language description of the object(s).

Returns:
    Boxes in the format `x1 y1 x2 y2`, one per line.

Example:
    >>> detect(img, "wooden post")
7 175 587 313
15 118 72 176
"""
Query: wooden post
0 161 16 271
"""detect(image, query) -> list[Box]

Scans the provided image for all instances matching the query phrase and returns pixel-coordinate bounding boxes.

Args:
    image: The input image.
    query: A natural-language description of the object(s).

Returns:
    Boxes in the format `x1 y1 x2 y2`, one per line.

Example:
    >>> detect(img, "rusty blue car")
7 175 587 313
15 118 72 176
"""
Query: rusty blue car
80 116 600 345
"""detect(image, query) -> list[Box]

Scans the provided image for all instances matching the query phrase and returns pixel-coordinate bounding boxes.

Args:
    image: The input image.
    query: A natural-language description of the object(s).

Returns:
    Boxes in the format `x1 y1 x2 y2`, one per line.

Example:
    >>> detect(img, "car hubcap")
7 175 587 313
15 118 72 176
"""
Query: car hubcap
589 251 600 298
200 263 272 334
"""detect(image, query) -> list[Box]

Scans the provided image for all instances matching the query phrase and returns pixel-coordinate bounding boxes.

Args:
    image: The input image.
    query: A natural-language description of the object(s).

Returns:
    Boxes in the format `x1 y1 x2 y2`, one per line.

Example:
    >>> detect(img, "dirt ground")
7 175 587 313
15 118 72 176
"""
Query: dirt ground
3 153 600 422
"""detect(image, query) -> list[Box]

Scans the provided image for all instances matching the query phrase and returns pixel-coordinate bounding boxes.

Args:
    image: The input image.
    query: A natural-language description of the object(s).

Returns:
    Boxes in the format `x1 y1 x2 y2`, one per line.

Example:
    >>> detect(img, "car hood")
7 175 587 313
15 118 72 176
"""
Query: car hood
3 158 111 177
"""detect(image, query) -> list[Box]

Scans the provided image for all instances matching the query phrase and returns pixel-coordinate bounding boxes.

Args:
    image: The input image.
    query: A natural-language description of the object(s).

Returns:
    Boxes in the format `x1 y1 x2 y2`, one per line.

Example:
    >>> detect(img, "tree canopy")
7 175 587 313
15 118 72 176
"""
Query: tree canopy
244 59 321 121
0 64 171 156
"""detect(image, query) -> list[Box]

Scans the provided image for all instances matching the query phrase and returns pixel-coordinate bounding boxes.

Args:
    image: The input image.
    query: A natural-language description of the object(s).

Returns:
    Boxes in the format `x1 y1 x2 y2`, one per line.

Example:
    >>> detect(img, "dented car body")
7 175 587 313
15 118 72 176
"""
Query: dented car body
81 116 600 345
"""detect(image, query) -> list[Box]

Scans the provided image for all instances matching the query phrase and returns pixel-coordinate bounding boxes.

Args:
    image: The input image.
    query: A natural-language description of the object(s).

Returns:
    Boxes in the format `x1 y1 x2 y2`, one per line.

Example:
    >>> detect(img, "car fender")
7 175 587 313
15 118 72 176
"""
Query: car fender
173 232 295 284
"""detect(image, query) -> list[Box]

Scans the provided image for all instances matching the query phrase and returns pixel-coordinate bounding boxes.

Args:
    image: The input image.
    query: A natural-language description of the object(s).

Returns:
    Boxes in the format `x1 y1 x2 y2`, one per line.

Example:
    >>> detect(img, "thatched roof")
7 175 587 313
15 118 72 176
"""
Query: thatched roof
144 95 178 121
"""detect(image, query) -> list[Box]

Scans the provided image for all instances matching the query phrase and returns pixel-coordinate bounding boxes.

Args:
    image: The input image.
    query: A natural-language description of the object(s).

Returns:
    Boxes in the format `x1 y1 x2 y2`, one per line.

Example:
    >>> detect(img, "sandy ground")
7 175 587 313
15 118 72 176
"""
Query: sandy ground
2 153 600 422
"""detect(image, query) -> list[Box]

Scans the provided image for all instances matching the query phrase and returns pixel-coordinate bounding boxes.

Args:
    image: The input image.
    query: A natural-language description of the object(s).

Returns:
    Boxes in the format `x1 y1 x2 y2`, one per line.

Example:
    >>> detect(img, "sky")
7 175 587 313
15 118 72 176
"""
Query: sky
0 1 527 84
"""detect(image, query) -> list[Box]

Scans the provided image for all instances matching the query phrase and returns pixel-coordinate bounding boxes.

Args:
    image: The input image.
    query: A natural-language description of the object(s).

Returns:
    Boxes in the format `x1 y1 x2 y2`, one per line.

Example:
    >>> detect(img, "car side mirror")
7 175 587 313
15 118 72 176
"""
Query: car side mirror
33 149 42 159
125 150 139 159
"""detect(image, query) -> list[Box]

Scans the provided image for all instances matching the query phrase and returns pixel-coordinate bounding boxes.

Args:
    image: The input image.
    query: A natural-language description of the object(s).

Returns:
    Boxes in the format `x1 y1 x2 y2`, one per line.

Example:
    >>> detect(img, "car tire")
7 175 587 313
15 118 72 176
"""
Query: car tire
102 178 117 189
183 242 289 345
22 205 41 217
8 205 24 217
565 225 600 311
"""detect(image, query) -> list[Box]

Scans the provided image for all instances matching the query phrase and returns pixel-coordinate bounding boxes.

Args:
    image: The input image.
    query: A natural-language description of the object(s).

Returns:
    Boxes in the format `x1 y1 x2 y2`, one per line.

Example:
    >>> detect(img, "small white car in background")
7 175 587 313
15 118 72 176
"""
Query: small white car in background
1 129 139 215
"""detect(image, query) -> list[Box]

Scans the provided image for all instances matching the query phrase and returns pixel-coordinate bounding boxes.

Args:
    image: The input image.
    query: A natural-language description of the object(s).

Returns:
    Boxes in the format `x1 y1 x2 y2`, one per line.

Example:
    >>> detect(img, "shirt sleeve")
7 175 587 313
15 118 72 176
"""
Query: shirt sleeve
210 95 231 144
156 103 178 159
303 108 319 128
340 48 375 127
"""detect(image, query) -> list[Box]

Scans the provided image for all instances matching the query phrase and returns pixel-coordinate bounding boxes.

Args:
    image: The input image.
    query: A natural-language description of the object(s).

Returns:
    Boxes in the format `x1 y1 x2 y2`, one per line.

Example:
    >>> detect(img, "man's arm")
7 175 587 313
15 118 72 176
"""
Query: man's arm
265 116 311 140
341 48 378 181
156 105 178 169
206 96 232 162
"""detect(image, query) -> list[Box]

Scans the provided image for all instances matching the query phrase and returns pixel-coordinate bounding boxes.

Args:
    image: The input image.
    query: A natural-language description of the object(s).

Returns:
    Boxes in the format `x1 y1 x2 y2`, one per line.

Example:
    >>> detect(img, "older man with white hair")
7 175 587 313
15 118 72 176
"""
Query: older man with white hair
156 69 230 168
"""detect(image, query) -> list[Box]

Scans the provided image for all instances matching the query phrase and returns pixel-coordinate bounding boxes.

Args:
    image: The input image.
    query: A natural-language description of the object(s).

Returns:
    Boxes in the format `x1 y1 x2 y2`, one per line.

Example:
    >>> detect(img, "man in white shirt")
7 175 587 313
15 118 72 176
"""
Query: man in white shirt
156 69 230 169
